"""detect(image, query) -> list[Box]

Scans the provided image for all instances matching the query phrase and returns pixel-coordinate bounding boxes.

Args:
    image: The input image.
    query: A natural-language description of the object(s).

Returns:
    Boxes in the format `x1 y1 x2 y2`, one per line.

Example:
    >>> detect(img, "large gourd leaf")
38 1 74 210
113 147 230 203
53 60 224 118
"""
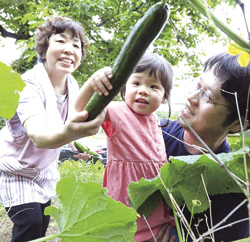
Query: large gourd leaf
0 62 25 119
37 177 138 242
230 130 250 151
128 148 249 216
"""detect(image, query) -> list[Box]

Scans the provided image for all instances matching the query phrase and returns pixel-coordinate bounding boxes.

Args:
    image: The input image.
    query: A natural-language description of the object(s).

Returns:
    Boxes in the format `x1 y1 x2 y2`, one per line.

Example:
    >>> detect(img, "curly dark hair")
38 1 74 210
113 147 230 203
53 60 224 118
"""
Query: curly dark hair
35 16 89 63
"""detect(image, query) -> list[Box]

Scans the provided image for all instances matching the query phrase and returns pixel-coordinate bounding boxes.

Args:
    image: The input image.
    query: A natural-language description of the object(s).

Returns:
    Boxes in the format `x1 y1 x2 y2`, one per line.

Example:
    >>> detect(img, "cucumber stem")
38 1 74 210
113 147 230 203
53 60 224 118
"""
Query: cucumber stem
161 0 167 7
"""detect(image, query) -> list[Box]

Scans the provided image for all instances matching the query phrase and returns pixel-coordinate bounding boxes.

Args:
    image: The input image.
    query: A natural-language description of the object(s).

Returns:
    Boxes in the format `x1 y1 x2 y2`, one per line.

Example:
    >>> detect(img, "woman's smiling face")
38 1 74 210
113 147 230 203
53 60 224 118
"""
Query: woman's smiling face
44 30 82 78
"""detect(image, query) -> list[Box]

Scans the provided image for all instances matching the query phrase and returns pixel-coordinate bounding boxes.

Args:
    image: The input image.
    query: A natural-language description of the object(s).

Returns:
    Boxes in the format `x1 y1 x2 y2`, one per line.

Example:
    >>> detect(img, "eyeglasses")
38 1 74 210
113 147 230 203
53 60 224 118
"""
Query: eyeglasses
192 79 230 108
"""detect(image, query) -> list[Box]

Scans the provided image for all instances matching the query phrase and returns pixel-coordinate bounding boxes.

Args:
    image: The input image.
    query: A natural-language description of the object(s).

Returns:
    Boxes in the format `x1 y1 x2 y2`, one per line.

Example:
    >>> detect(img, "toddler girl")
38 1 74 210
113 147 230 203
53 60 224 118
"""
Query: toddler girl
75 53 175 241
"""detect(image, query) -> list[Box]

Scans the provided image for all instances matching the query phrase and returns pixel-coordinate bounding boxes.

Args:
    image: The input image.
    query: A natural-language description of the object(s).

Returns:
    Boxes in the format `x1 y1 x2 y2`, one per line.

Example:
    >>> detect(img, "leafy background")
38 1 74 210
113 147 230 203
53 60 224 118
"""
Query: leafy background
0 0 238 83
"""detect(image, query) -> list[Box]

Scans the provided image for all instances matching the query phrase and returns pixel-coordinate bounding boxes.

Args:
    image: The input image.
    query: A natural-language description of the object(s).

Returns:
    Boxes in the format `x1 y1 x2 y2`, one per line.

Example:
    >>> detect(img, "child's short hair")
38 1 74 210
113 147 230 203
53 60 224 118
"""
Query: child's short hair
121 53 173 102
121 53 173 126
35 16 89 63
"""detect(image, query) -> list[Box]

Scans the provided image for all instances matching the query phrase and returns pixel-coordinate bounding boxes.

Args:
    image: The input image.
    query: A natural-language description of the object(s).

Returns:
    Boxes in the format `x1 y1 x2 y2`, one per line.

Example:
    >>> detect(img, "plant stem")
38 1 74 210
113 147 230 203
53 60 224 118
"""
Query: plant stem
187 0 249 49
201 174 214 242
172 204 183 242
226 90 250 235
234 0 250 46
28 233 60 242
161 0 167 6
150 156 195 241
196 199 248 241
234 0 250 235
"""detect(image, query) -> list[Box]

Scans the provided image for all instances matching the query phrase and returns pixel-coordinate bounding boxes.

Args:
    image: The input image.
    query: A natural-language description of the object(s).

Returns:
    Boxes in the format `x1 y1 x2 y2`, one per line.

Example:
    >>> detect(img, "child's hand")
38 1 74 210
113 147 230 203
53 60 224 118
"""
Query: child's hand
90 67 113 96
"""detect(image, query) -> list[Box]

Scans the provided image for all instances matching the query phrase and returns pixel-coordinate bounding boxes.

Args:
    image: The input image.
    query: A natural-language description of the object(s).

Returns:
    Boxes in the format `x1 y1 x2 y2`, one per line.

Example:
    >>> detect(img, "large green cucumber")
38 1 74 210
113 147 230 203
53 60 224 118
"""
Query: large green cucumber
85 1 170 121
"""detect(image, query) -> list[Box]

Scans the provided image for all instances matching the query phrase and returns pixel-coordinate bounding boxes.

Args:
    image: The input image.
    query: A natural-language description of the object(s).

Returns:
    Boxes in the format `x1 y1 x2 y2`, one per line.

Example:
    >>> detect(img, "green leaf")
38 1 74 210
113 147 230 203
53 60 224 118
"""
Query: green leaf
43 177 138 242
0 62 25 119
128 148 249 216
233 238 250 242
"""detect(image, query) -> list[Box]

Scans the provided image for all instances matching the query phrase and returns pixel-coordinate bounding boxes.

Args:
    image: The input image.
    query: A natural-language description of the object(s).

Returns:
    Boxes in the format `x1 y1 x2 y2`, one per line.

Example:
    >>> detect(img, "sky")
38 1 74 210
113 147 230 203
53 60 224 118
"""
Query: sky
0 38 22 65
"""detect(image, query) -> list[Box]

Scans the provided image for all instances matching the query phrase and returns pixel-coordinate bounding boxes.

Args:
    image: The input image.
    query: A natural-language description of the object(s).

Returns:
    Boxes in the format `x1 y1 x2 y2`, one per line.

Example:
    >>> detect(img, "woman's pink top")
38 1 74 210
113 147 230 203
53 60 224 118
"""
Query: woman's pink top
102 102 174 242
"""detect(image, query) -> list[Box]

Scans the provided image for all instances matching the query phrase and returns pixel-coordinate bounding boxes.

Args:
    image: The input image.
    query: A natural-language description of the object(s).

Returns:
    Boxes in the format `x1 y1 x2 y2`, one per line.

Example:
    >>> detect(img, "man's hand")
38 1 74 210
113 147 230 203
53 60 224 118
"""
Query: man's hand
145 224 177 242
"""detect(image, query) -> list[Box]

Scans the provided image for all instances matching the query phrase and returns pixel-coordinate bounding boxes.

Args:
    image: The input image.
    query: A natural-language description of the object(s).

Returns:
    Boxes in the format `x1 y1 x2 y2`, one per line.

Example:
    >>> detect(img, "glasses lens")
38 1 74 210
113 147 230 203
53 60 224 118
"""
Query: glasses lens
199 89 210 103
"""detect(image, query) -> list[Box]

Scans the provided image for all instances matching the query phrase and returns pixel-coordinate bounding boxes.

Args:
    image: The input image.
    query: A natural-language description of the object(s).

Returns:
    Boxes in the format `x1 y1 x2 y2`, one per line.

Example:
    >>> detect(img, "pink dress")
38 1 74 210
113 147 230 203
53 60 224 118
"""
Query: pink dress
102 102 174 242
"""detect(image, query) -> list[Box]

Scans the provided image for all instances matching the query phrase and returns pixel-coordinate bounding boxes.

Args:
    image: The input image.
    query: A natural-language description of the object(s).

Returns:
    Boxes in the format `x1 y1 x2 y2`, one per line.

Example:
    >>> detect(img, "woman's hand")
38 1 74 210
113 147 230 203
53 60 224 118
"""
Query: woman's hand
24 109 105 149
145 224 177 242
65 109 106 141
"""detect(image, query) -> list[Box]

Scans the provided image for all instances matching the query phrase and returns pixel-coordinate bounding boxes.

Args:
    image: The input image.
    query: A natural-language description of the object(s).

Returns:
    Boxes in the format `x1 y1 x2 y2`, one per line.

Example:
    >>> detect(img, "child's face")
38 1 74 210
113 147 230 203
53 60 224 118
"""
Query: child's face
125 70 165 115
44 30 82 78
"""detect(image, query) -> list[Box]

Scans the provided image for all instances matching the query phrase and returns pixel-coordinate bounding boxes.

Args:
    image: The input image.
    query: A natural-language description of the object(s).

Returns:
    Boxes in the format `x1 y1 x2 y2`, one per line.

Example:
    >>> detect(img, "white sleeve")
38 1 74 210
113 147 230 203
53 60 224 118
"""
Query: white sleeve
17 79 45 125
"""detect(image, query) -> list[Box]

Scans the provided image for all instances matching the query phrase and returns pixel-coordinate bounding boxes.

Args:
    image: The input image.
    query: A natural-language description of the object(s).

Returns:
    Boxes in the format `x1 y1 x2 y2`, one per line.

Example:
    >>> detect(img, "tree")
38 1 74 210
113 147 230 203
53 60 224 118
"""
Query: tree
0 0 236 83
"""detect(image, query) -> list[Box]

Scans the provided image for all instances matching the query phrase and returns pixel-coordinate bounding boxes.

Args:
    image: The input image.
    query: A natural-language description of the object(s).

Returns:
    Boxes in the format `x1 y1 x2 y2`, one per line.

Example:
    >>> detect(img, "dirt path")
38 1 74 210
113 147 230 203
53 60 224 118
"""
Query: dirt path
0 215 60 242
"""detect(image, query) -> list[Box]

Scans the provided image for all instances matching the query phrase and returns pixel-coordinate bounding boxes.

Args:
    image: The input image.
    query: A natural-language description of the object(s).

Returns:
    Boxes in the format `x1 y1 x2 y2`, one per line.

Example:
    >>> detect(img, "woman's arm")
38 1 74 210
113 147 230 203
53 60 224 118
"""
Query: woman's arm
24 67 113 149
24 109 105 149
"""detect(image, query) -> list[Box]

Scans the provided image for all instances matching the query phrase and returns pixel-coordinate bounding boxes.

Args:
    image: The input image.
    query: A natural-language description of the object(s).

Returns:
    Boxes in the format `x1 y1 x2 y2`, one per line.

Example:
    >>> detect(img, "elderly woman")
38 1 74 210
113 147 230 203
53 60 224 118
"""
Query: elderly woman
0 16 105 242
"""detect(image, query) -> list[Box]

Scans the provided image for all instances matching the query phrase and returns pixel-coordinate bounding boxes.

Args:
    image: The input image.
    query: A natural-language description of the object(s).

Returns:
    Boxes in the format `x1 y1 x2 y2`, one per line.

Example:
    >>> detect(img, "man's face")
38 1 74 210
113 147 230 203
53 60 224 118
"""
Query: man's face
178 70 233 140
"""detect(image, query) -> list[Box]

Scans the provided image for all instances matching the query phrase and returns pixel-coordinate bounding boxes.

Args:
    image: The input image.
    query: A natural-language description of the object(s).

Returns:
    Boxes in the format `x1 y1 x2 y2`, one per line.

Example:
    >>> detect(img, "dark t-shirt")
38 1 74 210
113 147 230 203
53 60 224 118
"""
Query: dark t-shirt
161 119 249 242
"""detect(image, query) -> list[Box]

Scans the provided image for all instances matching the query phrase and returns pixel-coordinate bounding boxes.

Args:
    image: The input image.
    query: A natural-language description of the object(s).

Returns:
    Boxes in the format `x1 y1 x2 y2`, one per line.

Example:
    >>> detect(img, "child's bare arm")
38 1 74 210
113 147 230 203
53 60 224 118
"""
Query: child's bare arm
75 67 113 112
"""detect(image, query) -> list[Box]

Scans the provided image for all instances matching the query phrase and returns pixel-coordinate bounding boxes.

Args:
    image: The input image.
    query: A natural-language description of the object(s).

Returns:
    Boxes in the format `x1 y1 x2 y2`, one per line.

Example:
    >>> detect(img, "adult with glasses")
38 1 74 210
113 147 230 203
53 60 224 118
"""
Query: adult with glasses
160 51 250 241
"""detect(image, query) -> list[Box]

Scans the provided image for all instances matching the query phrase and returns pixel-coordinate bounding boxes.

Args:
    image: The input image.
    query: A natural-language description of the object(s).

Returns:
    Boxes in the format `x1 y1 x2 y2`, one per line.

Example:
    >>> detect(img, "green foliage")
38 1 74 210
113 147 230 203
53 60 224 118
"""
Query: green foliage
128 148 250 216
58 159 105 184
0 62 26 119
0 0 237 83
0 117 6 130
155 110 169 119
11 50 38 74
30 177 138 242
230 130 250 152
233 239 250 242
